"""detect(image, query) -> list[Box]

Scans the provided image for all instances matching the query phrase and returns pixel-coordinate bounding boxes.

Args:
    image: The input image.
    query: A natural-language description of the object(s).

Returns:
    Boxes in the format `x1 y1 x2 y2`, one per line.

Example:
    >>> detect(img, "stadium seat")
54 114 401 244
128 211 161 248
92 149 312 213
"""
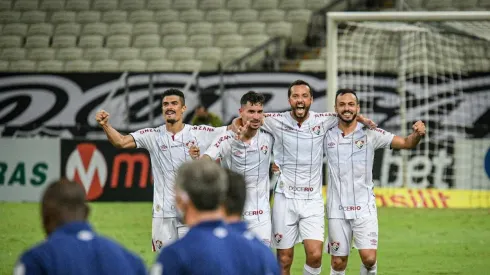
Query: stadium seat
93 0 119 11
128 10 155 23
0 35 23 48
91 59 119 71
305 0 328 10
106 34 131 48
101 11 128 24
84 48 111 60
133 34 160 48
222 47 250 64
25 35 50 48
167 47 195 61
13 0 39 11
0 11 21 24
161 22 187 35
298 59 325 72
1 48 27 61
227 0 252 10
259 10 285 23
232 9 258 23
64 59 91 71
172 0 197 10
40 0 65 11
187 22 212 35
76 11 101 24
239 22 266 35
119 59 147 71
205 9 232 23
285 9 312 23
0 60 9 70
147 59 174 71
215 34 243 48
56 47 83 60
195 47 221 70
111 47 140 60
200 0 226 10
120 0 145 10
147 0 172 10
37 60 64 71
452 0 478 9
254 0 279 9
241 34 269 47
0 1 11 10
2 23 28 36
27 48 55 61
54 23 81 36
82 23 108 36
108 23 133 35
174 59 202 71
9 60 36 71
266 22 292 37
28 23 54 36
213 22 238 35
179 9 205 22
154 10 180 23
480 0 490 8
187 34 213 48
140 47 167 60
161 34 187 48
133 22 159 35
65 0 90 10
51 11 77 23
20 11 46 24
79 35 104 48
279 0 305 10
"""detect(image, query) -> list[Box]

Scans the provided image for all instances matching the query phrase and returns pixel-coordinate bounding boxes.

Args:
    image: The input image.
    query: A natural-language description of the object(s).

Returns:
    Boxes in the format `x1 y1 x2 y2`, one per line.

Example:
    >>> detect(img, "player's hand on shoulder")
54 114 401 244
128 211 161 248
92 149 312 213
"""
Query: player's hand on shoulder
412 120 426 136
357 114 377 129
189 145 201 160
95 110 110 126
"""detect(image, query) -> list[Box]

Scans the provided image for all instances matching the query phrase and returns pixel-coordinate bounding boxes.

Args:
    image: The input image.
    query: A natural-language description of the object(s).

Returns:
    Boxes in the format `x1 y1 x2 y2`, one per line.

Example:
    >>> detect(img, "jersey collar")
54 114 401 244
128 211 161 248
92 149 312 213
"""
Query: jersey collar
227 221 248 234
335 122 364 137
287 110 312 128
51 221 93 237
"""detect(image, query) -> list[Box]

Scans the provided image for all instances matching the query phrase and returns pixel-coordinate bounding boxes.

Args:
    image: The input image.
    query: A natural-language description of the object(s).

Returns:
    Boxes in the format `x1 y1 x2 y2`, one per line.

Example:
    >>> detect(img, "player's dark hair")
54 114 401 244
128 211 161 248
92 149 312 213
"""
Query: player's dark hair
287 79 313 97
240 91 265 106
223 169 247 216
161 88 185 105
195 104 207 111
42 178 89 219
335 88 359 104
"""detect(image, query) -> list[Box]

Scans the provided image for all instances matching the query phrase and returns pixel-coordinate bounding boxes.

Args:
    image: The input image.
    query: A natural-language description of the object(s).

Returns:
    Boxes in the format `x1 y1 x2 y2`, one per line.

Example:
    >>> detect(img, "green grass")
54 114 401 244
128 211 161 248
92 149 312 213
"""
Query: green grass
1 203 490 274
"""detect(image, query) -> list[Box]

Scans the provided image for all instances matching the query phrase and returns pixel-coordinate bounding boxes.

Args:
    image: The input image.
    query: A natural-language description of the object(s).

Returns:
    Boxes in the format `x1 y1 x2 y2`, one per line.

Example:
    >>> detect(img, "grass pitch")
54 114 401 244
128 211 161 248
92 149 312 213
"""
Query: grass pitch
1 203 490 274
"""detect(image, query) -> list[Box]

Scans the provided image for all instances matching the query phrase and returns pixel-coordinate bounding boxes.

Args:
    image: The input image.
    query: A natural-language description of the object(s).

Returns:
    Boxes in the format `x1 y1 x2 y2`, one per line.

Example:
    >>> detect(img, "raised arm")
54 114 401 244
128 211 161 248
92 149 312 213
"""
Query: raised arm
391 121 425 149
96 110 136 149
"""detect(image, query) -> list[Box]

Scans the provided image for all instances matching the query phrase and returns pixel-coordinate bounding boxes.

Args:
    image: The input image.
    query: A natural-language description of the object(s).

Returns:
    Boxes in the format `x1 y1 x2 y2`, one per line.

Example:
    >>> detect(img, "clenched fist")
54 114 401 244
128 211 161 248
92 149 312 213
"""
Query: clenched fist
95 110 110 126
412 120 426 137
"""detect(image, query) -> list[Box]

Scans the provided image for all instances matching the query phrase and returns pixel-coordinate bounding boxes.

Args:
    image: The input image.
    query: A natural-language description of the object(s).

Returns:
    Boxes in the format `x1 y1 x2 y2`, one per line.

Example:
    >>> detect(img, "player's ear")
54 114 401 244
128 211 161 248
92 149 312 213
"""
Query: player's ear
182 105 187 112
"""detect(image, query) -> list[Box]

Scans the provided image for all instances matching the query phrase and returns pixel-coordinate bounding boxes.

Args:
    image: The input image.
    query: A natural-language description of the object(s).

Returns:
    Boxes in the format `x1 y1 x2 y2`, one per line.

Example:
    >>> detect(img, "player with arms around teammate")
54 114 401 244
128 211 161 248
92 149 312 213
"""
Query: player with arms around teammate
203 91 274 246
151 160 277 275
95 88 229 252
324 89 425 275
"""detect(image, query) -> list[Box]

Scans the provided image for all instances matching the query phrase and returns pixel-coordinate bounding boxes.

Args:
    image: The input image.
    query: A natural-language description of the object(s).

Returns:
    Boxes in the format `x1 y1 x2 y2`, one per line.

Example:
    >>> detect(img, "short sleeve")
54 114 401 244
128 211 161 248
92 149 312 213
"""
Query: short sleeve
262 113 281 133
15 252 43 275
204 133 232 160
130 128 158 150
369 128 395 150
192 126 228 150
316 112 338 131
155 247 184 275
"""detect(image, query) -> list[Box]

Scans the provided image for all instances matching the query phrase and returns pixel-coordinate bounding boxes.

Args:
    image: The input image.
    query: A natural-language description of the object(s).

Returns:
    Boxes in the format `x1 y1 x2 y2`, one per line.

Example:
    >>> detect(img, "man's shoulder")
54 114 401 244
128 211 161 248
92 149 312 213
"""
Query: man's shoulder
188 124 219 132
264 111 288 119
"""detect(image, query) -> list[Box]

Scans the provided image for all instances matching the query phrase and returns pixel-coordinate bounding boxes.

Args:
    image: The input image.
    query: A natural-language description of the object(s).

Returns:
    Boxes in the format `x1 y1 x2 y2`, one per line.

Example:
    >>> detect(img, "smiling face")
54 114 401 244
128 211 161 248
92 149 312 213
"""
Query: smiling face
335 92 360 124
239 101 264 130
288 84 312 120
162 95 186 124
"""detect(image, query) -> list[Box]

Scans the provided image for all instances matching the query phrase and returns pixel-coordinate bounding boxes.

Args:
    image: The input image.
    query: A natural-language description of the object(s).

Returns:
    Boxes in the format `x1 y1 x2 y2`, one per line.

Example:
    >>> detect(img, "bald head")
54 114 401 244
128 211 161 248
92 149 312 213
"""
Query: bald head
41 178 89 236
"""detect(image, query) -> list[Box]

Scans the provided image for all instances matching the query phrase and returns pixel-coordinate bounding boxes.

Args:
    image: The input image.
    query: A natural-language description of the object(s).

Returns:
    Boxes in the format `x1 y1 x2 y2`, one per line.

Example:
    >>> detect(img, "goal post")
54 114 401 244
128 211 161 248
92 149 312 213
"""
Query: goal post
324 11 490 198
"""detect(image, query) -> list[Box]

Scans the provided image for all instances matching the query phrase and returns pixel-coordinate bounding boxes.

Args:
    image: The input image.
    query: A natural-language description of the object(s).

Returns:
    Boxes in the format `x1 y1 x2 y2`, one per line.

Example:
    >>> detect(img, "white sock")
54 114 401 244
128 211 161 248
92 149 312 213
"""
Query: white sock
360 261 377 275
330 266 345 275
303 264 321 275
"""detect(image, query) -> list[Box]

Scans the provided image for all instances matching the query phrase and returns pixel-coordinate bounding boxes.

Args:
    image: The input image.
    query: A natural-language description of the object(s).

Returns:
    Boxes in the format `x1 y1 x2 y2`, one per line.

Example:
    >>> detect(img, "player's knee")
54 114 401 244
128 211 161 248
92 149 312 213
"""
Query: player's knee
277 252 293 268
331 256 347 271
361 255 377 269
305 249 322 267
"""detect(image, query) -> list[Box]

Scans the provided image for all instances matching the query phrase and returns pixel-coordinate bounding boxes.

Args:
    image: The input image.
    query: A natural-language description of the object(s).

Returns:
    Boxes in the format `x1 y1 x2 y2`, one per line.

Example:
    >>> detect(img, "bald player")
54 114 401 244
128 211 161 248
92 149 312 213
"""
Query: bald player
14 179 147 275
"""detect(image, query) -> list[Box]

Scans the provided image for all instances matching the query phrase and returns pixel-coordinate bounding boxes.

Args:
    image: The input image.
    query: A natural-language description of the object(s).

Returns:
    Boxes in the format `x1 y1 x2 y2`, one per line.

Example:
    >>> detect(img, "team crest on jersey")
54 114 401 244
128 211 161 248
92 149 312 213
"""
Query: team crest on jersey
260 145 268 154
233 150 243 157
160 144 168 151
311 125 321 135
330 241 340 252
185 140 196 148
355 139 365 149
274 233 283 243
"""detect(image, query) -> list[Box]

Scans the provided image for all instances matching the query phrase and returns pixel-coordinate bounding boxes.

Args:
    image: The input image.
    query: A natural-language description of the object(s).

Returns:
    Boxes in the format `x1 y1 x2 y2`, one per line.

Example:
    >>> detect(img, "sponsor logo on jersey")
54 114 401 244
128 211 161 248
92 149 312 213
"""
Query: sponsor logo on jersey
233 150 243 157
265 113 282 117
339 205 362 211
315 113 336 118
327 142 336 148
371 128 386 135
330 241 340 252
370 239 377 246
260 145 268 154
274 233 283 243
214 135 232 148
160 144 168 151
191 125 215 132
139 128 159 134
312 125 321 135
243 210 264 216
355 139 365 149
289 186 314 192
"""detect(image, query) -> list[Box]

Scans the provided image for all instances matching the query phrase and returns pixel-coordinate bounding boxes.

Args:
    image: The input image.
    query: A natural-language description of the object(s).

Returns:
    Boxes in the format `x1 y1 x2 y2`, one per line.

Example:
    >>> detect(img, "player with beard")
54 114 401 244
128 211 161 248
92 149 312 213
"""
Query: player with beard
324 89 425 275
234 80 376 275
95 88 231 252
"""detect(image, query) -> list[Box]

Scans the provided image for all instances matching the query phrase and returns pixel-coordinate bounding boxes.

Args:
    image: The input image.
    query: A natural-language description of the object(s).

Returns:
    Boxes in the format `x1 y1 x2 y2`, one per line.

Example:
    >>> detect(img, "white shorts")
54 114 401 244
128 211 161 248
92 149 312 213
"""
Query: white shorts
271 193 325 249
325 215 378 256
152 217 189 252
247 217 272 247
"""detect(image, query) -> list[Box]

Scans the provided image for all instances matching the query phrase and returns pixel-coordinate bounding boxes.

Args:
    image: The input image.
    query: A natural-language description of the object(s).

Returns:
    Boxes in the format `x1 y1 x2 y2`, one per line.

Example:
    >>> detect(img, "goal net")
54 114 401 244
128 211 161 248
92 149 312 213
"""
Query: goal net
326 12 490 202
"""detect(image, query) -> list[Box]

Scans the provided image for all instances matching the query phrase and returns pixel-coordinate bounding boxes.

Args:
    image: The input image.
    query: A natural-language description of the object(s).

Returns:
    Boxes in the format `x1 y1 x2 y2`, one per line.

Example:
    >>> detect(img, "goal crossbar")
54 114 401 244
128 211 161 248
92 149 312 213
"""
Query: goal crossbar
325 11 490 111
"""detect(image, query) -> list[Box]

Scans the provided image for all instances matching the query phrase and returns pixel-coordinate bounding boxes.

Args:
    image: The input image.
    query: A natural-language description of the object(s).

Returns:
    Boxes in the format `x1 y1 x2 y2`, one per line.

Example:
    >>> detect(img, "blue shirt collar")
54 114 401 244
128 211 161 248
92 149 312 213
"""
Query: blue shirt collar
194 220 225 229
51 221 93 238
228 221 248 234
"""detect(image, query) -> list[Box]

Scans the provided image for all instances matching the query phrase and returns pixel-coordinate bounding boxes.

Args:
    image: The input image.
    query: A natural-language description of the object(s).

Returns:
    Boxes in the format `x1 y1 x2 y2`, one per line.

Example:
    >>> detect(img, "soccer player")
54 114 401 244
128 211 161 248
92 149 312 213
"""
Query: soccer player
324 89 425 275
151 159 277 275
95 88 231 252
234 80 375 275
14 179 147 275
203 91 274 246
223 168 281 274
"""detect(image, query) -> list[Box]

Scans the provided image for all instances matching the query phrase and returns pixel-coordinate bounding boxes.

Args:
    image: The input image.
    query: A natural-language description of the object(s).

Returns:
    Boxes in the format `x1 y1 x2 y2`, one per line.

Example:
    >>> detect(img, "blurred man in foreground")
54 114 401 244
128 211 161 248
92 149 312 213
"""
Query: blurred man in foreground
14 179 147 275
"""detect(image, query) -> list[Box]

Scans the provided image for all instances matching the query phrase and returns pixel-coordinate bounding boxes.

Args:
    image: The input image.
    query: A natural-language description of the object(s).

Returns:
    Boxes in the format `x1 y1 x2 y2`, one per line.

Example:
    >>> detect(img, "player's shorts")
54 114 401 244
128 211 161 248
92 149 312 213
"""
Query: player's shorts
152 217 189 252
325 215 378 256
271 192 324 249
247 217 272 247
